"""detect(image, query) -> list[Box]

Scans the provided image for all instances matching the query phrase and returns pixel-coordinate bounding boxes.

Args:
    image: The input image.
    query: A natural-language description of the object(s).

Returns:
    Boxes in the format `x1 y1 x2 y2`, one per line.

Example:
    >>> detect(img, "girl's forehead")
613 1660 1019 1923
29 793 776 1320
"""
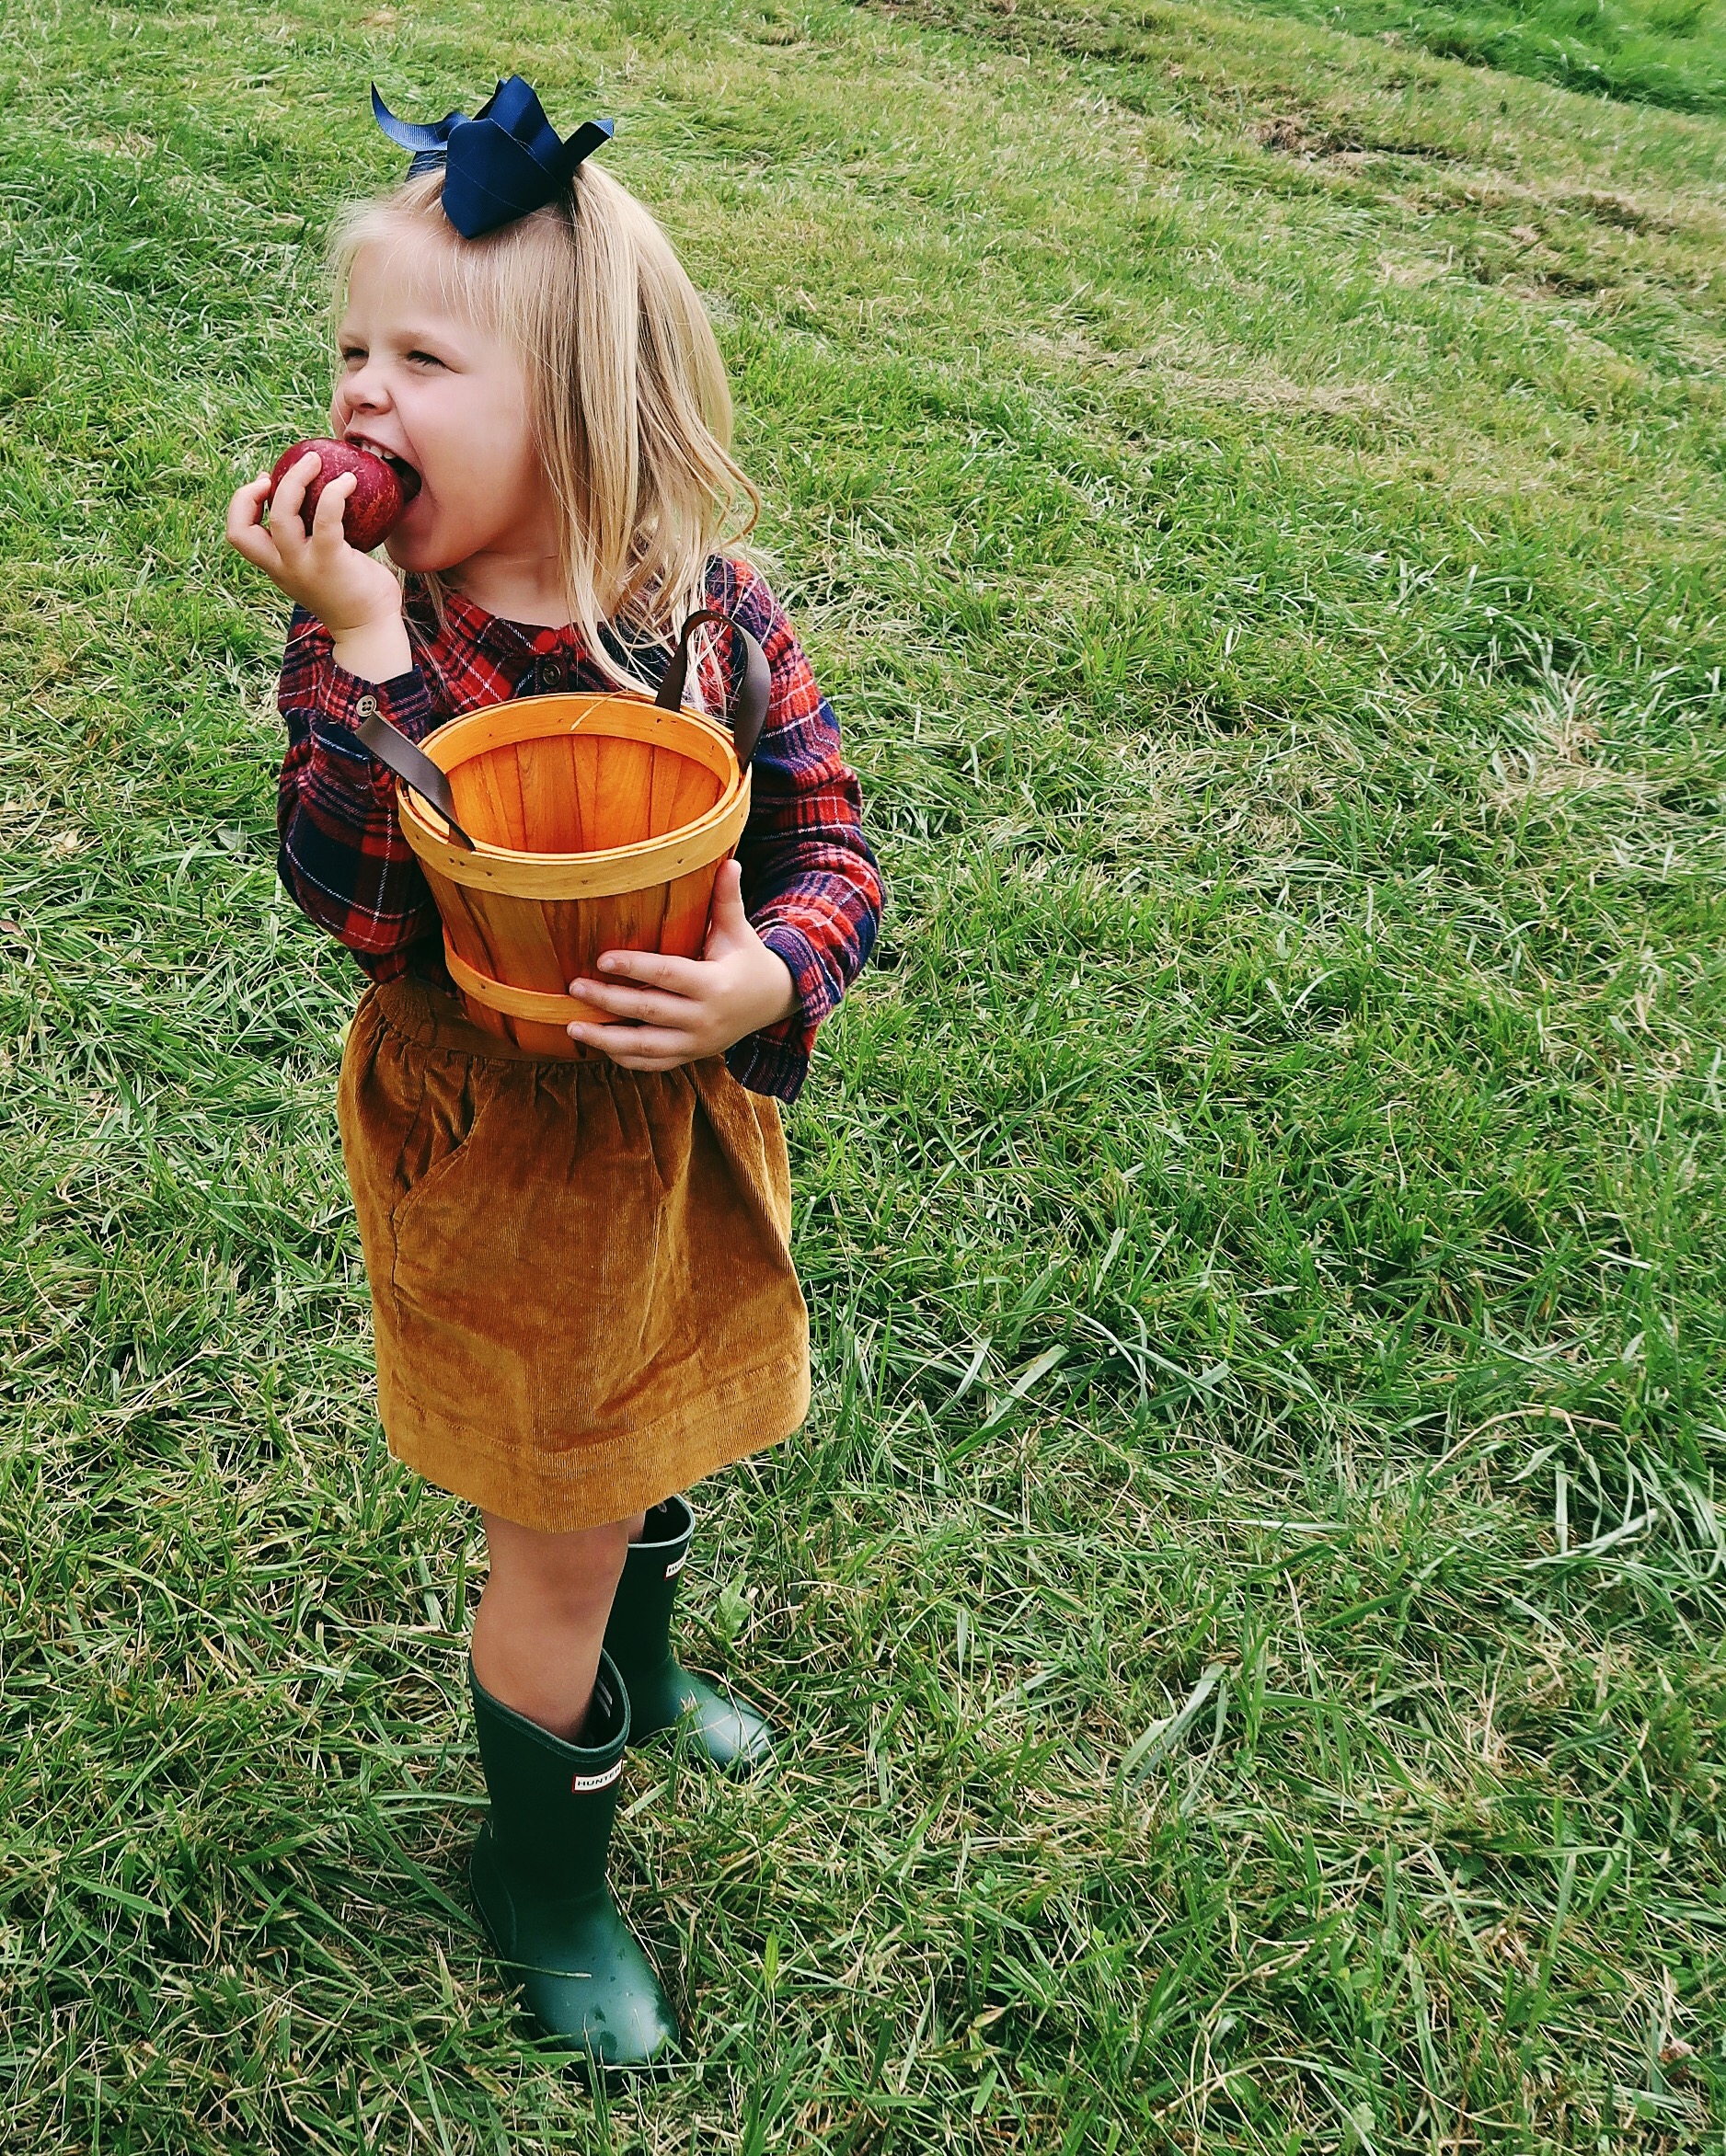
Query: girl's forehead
343 237 464 321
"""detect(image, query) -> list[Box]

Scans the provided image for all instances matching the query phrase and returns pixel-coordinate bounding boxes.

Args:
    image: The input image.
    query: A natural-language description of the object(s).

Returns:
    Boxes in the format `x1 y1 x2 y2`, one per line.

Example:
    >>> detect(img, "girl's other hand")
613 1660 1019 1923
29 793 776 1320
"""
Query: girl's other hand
225 453 410 682
566 861 800 1072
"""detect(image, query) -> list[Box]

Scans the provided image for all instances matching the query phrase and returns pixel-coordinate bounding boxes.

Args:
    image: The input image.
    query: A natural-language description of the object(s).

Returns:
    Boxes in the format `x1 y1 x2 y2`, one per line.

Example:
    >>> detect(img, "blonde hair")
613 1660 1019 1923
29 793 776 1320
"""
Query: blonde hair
331 163 757 685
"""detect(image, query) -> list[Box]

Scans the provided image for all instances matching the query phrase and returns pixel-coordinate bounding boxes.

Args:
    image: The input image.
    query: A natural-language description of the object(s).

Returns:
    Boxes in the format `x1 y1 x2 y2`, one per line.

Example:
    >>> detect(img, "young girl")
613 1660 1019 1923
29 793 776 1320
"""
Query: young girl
224 79 881 2070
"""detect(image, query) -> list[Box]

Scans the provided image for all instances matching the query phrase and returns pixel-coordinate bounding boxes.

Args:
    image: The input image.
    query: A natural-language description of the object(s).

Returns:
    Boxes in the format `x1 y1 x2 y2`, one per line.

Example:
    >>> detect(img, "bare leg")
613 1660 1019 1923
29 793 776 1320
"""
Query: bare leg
471 1508 648 1739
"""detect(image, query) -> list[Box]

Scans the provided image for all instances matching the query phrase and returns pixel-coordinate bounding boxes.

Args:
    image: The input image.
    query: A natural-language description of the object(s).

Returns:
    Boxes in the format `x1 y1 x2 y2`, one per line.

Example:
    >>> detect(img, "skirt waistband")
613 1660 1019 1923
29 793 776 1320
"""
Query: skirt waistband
364 974 604 1067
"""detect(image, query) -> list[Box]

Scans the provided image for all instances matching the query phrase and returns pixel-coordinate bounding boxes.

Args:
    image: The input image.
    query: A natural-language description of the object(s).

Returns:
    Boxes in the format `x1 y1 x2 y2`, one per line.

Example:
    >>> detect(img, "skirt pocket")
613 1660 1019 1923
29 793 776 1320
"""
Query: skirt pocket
385 1065 682 1449
389 1084 488 1268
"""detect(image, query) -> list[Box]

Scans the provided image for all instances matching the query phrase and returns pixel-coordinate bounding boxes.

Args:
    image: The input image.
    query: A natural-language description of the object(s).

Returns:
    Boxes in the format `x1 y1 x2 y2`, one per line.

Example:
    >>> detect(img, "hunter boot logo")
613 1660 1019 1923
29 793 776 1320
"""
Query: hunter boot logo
570 1759 624 1795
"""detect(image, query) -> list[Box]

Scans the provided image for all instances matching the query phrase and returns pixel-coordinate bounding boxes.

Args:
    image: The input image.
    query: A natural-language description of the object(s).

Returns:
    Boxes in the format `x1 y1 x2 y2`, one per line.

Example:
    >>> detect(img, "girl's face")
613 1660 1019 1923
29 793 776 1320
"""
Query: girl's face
331 240 557 583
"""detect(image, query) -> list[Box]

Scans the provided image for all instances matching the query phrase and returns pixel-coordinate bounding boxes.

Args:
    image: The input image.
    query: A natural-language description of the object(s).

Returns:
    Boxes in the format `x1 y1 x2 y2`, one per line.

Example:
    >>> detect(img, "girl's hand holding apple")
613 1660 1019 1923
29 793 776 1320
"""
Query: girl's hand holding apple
224 449 411 682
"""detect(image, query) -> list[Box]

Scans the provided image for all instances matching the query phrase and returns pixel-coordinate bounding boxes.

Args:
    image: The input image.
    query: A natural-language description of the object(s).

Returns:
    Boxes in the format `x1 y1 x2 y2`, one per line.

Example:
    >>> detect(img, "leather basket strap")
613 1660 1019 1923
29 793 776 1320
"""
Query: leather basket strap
356 708 478 850
655 609 770 770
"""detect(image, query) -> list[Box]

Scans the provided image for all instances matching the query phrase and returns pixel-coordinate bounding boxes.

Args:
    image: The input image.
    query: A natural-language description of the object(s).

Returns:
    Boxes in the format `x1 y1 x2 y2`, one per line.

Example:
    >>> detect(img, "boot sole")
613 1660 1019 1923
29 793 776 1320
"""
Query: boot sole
468 1848 682 2073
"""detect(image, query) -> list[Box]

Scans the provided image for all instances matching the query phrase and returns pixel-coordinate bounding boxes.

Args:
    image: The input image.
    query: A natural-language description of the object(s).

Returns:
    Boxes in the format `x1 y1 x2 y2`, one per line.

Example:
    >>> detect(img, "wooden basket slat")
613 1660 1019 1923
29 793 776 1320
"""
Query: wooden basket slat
661 862 720 958
538 895 589 996
506 1015 581 1056
593 735 654 852
648 737 685 838
425 866 501 981
570 732 602 854
487 740 533 850
566 887 667 997
482 888 572 997
423 870 514 1040
516 733 584 855
574 886 674 981
658 749 721 842
447 744 517 849
444 756 493 844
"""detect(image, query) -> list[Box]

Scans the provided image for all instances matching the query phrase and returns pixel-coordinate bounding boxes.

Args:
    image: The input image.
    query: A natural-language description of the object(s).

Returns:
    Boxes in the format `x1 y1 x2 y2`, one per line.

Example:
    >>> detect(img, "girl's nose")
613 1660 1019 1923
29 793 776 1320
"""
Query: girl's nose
337 355 393 419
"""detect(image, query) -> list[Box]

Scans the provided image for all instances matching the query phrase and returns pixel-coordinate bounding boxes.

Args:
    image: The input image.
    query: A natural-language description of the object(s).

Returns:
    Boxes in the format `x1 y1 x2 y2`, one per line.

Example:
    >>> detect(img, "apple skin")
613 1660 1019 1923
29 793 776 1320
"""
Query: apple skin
269 438 408 552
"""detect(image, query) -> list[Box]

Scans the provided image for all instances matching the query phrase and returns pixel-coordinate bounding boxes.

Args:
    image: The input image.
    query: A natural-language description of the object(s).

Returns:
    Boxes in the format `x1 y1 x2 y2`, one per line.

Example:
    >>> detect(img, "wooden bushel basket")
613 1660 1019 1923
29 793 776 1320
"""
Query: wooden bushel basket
367 611 769 1060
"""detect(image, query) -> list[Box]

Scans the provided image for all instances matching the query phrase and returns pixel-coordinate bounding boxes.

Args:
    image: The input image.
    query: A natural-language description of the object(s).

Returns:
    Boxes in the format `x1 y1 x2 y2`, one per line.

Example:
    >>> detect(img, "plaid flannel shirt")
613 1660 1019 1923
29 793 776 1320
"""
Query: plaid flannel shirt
276 557 881 1102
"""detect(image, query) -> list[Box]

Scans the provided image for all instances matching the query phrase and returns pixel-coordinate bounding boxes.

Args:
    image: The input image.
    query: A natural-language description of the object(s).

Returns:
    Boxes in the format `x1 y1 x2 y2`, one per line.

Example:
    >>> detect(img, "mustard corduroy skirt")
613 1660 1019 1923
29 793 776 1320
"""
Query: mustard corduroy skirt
336 977 811 1531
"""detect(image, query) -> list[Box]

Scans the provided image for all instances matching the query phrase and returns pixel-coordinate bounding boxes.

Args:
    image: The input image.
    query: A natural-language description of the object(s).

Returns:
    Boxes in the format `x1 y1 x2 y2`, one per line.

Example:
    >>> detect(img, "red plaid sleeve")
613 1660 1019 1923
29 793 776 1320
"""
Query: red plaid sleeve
275 607 443 978
705 558 884 1102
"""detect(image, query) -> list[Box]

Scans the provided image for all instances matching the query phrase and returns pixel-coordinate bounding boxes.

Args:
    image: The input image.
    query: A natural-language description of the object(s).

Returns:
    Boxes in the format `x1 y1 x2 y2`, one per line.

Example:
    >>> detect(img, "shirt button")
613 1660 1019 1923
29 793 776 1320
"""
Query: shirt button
355 694 378 717
539 659 563 690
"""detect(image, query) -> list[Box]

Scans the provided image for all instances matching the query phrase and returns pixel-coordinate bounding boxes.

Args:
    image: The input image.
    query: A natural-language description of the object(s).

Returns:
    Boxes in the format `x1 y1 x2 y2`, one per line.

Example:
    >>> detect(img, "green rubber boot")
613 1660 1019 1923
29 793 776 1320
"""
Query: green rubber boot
603 1496 773 1774
468 1653 679 2068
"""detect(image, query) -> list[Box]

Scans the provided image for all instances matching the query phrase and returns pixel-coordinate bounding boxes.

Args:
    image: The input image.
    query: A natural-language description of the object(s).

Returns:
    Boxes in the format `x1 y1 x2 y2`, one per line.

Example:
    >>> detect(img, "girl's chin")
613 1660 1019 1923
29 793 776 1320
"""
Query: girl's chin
385 529 453 574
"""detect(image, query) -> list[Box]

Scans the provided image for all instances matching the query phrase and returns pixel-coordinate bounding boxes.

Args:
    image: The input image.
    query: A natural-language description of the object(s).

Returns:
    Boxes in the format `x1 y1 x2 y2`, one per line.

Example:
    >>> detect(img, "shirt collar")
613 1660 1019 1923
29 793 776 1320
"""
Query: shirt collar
408 580 589 671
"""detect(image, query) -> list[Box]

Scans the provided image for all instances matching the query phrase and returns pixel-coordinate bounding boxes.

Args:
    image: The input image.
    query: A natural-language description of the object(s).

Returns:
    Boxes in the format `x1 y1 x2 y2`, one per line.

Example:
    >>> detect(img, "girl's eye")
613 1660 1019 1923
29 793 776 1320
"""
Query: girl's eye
407 350 446 370
339 346 366 367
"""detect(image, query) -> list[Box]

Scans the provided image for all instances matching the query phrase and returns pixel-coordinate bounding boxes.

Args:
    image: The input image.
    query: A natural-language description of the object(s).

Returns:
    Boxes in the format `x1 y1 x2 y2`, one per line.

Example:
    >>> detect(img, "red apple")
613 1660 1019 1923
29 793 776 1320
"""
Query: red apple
269 437 415 551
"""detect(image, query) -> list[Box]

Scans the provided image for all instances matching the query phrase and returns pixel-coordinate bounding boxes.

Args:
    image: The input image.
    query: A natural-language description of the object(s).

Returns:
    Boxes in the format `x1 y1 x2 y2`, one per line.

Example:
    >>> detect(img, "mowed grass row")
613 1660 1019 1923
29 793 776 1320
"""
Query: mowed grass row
2 0 1723 2148
1206 0 1726 117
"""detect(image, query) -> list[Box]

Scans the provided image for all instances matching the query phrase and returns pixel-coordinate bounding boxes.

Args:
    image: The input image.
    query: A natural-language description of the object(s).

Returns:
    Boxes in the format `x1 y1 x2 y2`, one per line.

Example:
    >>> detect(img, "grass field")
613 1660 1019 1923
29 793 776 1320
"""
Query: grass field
1221 0 1726 116
3 0 1725 2148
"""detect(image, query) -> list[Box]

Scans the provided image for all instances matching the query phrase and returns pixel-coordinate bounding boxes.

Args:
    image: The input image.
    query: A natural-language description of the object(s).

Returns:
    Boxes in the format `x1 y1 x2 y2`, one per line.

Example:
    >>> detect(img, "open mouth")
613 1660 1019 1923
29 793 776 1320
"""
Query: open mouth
348 435 422 502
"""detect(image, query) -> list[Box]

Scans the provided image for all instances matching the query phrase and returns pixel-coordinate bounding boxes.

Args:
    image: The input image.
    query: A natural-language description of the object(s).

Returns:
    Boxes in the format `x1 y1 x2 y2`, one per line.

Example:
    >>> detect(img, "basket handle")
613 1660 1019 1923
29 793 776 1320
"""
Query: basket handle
359 608 766 849
355 707 478 851
655 609 771 770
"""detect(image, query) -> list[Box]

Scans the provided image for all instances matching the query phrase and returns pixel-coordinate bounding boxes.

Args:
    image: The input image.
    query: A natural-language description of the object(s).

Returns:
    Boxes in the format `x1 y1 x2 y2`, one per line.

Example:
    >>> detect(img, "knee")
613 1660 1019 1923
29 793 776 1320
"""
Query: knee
486 1513 632 1623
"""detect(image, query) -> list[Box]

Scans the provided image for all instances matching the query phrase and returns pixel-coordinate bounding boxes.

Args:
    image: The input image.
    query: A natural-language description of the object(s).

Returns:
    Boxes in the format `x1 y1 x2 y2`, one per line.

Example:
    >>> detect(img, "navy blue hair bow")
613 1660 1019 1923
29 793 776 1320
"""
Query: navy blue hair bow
372 77 614 239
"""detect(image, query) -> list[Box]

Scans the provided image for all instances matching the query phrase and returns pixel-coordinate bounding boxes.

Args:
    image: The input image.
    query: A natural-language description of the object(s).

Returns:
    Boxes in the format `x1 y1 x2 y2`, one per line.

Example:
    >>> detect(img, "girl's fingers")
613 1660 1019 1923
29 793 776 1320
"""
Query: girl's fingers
225 477 284 571
567 1021 698 1068
566 976 694 1026
224 476 269 536
311 469 357 537
592 947 707 996
266 451 323 545
228 524 284 574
